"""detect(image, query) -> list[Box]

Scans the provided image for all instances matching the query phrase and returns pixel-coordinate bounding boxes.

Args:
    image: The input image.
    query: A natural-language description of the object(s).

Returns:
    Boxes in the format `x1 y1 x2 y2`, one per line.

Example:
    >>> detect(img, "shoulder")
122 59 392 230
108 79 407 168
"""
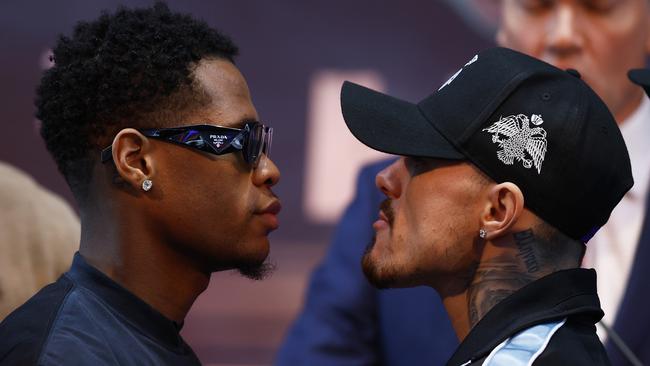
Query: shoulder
0 275 74 365
0 161 78 232
533 317 610 365
0 162 79 313
481 318 610 366
0 275 120 366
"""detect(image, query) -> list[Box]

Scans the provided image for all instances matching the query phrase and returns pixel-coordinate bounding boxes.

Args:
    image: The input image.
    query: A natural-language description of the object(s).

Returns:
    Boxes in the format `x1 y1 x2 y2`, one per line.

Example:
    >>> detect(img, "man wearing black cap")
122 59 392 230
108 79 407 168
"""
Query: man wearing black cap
340 47 632 365
280 2 650 365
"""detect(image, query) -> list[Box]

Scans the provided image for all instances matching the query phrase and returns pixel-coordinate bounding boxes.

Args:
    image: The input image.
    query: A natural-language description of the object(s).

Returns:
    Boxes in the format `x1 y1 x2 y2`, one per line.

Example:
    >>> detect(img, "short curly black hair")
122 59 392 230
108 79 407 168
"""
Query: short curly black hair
36 2 238 200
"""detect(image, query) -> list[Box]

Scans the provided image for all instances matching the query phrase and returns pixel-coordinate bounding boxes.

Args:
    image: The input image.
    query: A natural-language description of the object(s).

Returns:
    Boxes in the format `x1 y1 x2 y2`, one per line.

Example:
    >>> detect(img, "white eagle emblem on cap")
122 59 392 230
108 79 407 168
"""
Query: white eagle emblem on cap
482 114 547 174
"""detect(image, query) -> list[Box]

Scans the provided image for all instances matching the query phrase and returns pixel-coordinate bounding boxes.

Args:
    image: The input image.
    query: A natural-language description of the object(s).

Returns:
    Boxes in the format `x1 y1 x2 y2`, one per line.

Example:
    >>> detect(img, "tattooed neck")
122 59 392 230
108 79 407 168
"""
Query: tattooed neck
513 230 540 273
466 229 545 327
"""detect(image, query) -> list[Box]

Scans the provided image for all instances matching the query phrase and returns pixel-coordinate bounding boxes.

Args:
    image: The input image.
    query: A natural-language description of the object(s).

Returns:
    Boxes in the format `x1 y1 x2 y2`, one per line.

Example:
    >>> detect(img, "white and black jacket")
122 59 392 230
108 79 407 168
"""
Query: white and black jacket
447 268 610 366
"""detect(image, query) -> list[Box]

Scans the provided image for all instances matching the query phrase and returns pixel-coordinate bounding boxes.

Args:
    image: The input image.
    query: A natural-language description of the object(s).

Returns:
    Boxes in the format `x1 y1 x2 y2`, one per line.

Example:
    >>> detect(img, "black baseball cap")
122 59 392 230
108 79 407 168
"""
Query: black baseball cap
341 47 633 242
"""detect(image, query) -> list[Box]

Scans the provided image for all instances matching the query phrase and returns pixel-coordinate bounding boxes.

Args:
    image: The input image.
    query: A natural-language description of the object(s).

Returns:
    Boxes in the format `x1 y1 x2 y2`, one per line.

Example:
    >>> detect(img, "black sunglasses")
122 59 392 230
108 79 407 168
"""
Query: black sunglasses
101 121 273 168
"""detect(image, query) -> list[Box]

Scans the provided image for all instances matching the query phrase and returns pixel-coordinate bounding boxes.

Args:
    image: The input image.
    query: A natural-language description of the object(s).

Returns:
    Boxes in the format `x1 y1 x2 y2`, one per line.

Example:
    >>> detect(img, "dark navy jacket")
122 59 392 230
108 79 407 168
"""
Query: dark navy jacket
278 159 650 366
0 253 201 365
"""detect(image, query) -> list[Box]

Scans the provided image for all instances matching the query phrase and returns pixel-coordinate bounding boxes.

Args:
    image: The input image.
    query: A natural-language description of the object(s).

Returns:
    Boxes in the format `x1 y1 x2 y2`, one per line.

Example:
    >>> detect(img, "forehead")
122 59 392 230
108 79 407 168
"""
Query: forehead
191 58 258 128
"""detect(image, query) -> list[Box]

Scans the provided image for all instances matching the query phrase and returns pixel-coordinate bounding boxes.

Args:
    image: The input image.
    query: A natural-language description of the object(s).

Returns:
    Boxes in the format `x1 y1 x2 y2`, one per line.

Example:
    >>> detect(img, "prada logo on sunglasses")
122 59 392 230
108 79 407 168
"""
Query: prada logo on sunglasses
209 134 229 148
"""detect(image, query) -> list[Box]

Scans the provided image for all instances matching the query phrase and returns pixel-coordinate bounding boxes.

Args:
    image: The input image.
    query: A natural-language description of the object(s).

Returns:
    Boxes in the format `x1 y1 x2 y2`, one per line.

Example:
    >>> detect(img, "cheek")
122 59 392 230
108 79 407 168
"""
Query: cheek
579 11 649 108
498 7 546 56
402 185 469 235
400 183 480 271
160 159 255 236
584 7 646 59
595 2 649 42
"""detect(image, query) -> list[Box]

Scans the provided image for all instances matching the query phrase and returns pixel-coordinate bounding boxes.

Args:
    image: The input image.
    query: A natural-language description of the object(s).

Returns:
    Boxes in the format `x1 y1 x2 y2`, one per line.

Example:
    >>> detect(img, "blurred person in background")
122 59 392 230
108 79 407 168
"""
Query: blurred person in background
0 161 78 320
278 1 650 365
0 3 280 365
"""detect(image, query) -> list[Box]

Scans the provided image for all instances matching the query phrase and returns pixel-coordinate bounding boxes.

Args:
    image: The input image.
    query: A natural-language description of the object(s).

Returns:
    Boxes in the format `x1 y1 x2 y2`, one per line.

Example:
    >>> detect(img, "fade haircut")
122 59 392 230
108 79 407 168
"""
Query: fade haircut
35 2 238 201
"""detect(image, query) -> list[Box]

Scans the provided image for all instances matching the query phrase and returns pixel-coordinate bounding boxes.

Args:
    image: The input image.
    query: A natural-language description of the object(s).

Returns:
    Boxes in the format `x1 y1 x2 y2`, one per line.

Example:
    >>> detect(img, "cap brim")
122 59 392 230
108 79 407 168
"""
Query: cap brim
340 81 464 159
629 69 650 97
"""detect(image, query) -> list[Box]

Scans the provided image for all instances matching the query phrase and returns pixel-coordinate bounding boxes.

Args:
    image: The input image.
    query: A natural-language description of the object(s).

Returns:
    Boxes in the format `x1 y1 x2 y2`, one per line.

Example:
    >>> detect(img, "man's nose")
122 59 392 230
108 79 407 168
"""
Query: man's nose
375 159 403 199
546 4 584 57
253 154 280 188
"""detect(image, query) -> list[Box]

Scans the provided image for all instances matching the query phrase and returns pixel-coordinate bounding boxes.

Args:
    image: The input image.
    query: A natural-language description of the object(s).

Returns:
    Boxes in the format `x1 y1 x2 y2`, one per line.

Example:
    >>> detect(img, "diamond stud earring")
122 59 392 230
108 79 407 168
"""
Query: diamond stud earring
479 228 487 239
142 179 153 192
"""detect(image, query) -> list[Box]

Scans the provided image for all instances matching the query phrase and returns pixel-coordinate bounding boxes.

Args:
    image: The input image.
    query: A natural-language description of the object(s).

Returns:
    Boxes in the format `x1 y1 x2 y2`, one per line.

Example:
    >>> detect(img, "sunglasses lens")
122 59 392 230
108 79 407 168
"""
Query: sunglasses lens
243 123 273 168
245 123 262 166
263 127 273 159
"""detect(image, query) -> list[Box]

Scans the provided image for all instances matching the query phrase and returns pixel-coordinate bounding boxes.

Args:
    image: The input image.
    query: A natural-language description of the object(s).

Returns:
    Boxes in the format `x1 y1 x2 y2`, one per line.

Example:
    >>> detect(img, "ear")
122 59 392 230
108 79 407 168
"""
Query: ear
479 182 524 240
110 128 155 191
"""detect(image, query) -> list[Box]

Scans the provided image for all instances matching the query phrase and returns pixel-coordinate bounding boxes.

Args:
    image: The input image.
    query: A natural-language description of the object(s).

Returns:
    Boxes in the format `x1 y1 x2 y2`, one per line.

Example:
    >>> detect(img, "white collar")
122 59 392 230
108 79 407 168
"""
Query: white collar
619 95 650 200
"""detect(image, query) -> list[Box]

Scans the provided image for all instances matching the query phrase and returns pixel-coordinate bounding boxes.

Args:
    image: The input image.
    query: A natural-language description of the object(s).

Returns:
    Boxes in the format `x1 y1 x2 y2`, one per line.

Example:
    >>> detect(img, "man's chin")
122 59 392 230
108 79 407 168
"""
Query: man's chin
237 259 275 281
209 242 274 280
233 237 274 280
362 244 399 289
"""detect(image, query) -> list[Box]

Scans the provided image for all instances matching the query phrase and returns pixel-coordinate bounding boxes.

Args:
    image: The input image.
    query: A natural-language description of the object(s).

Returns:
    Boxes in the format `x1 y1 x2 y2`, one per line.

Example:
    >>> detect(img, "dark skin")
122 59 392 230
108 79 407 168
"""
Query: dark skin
369 157 579 340
78 58 281 323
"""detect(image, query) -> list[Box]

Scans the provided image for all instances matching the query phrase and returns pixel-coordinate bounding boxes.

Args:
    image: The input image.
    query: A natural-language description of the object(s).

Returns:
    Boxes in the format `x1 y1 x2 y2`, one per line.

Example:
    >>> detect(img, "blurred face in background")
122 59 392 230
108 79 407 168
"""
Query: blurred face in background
497 0 650 122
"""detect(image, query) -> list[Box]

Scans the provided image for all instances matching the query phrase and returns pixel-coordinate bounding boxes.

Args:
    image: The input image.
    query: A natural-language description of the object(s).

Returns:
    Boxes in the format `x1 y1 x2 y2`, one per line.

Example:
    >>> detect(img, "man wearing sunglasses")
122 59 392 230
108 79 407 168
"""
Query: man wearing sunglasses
0 3 280 365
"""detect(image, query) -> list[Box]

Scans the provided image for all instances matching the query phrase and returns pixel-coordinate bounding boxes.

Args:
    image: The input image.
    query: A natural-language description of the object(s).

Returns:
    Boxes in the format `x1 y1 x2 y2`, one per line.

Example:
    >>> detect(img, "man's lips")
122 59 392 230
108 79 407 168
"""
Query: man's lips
373 210 390 231
258 200 282 215
255 200 282 230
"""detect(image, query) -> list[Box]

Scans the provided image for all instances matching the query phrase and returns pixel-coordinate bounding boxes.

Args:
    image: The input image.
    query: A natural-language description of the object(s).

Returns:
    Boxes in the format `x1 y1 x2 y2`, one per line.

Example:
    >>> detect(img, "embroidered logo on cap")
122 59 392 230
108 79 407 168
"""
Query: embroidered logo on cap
482 114 547 174
438 54 478 91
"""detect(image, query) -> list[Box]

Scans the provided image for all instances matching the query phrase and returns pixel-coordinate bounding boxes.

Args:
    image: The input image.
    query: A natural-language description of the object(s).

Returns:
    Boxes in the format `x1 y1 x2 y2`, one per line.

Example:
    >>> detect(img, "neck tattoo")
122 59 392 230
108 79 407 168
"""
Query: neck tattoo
466 229 542 327
514 229 540 273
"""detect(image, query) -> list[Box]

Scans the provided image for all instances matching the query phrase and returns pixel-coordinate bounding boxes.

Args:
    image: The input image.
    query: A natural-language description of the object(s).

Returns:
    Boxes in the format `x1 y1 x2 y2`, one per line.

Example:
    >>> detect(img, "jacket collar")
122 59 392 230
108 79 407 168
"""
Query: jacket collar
446 268 603 366
65 252 191 353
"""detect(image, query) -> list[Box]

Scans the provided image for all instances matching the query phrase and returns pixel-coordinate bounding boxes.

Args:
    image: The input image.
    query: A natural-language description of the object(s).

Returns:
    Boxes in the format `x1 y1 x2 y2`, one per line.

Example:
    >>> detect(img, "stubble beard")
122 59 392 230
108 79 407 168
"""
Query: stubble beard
237 259 276 281
234 236 276 281
362 198 401 289
362 238 390 289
